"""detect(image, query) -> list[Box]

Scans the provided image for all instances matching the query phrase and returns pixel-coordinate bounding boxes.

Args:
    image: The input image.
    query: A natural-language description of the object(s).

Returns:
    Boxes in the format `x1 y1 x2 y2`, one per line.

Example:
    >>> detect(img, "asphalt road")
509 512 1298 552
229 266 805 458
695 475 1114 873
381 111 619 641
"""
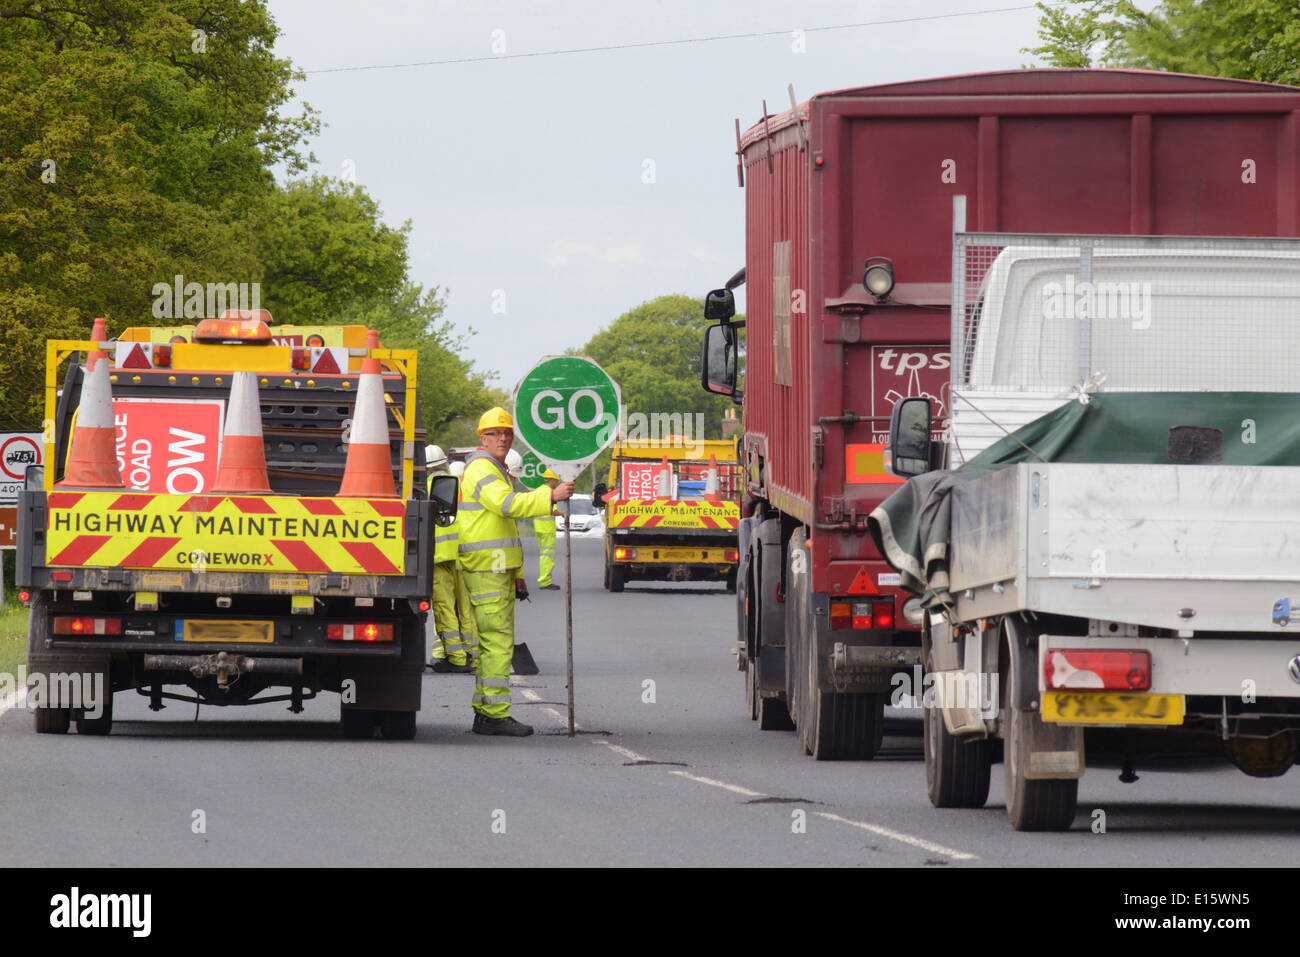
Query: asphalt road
1 535 1297 867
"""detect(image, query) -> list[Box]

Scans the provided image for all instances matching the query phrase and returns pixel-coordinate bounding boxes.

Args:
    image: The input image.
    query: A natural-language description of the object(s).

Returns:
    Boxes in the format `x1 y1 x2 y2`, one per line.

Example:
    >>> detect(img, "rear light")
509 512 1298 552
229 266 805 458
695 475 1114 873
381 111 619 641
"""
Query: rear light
419 600 430 612
835 599 895 631
326 622 394 642
1045 649 1151 691
724 549 739 562
18 590 30 603
153 344 172 367
53 616 122 636
291 348 311 370
51 571 72 583
614 547 637 560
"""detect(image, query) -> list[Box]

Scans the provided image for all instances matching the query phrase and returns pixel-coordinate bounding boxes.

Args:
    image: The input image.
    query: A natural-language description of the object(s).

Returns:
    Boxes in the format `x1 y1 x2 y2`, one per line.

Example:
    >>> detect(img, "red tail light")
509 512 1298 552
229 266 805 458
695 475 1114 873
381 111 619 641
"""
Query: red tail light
839 599 895 631
51 571 73 582
872 600 895 630
724 549 739 562
1045 649 1151 691
18 590 30 603
327 622 394 642
153 344 172 367
53 616 122 636
419 600 430 612
291 348 311 370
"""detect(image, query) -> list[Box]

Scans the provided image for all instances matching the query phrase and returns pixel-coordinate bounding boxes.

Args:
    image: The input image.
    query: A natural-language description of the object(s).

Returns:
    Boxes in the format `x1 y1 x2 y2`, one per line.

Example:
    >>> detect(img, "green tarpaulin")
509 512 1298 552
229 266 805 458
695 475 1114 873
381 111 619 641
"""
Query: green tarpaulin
867 392 1300 603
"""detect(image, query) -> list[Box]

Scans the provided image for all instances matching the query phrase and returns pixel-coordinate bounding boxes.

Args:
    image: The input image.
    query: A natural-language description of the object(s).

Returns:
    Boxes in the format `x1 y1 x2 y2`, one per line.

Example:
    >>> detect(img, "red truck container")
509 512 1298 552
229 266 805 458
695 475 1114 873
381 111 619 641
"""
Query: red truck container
701 69 1300 759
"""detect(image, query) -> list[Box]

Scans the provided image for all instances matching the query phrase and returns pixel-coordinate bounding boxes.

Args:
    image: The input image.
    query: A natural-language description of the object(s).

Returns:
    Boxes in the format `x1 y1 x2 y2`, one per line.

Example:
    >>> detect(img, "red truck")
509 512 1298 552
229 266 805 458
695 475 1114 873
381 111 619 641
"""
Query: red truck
702 69 1300 759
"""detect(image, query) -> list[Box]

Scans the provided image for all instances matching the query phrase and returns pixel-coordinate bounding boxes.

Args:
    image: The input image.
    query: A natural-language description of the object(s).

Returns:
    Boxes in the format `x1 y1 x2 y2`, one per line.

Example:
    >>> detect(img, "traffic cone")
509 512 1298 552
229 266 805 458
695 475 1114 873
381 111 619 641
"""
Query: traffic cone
338 329 397 497
212 371 271 493
656 455 672 498
704 454 720 501
58 318 124 489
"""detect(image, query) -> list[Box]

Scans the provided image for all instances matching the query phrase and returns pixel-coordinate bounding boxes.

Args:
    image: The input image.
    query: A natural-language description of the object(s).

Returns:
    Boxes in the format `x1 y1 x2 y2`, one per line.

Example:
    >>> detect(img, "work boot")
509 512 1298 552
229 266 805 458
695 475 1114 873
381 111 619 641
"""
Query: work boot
447 660 475 674
540 583 560 591
429 658 454 673
472 715 534 737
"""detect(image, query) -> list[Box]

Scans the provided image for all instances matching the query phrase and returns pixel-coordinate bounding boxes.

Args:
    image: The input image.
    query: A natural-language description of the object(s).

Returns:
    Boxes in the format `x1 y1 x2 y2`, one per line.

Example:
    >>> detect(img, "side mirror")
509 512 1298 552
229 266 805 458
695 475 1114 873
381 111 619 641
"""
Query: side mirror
593 482 608 505
704 288 736 321
888 397 933 477
430 474 460 527
701 322 741 399
24 465 44 491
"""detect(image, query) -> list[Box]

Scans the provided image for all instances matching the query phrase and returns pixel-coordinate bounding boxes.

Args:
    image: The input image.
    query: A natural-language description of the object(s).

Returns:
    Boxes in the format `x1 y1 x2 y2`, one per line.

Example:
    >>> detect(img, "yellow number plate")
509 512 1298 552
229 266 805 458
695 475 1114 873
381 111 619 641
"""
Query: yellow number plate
180 620 274 644
1042 691 1184 726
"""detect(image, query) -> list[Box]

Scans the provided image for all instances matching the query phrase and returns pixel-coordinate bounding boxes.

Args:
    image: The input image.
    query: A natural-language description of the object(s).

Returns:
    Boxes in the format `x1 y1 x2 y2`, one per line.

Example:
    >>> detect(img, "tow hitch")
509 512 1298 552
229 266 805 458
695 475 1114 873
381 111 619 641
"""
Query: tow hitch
144 652 304 691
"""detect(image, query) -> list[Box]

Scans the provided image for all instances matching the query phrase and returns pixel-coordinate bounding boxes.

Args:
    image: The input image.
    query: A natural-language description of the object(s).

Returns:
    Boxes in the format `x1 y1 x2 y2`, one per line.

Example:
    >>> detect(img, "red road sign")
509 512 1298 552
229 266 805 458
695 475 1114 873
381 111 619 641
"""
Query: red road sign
113 398 225 494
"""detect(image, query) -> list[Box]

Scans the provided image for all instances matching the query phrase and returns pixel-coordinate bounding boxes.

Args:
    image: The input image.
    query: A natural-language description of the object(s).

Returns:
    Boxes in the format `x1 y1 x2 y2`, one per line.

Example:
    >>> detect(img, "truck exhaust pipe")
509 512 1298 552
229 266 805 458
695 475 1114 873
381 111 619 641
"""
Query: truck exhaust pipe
144 652 304 690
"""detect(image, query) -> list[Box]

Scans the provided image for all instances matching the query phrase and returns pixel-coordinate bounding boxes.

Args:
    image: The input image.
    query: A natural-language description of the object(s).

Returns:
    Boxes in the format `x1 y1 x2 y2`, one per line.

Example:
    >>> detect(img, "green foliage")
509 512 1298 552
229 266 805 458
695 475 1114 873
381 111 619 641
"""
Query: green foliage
335 281 500 445
581 294 739 441
1024 0 1300 84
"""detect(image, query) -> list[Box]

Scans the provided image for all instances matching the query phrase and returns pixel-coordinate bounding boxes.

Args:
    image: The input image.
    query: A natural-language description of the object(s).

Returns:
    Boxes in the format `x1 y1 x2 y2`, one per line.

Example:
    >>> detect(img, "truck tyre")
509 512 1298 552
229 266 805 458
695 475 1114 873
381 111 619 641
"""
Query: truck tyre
747 656 794 730
35 705 71 734
1002 645 1077 831
75 688 114 736
923 652 991 807
603 548 611 590
608 562 625 593
380 710 417 740
341 707 377 739
787 528 881 760
28 594 71 734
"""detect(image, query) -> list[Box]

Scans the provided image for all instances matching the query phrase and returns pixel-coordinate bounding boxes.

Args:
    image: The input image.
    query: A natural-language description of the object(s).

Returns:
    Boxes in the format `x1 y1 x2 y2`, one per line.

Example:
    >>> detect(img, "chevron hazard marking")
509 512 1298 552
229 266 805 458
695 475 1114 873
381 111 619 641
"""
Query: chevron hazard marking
46 492 406 575
608 499 740 531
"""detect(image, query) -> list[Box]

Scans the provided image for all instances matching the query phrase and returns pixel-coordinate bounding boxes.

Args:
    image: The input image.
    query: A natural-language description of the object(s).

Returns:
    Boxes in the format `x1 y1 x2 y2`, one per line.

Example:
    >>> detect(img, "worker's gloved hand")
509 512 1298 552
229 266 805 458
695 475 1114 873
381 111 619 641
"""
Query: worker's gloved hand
515 579 530 602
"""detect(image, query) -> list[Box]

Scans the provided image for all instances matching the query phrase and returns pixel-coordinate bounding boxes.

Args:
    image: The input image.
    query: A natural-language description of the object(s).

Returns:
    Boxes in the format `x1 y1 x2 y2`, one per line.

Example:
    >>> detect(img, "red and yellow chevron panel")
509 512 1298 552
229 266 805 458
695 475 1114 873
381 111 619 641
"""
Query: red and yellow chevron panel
46 492 406 575
609 499 740 531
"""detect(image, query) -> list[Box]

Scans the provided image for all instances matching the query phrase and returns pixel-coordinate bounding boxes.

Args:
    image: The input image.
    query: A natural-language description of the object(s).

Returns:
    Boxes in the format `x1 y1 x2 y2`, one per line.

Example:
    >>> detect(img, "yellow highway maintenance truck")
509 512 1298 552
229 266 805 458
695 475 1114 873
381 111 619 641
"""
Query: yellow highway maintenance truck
18 312 458 739
596 437 741 592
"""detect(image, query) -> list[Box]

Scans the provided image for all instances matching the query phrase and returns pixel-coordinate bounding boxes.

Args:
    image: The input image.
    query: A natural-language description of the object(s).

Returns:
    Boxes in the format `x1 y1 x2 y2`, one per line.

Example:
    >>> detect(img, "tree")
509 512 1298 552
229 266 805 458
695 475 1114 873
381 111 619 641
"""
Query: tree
1024 0 1300 84
582 294 738 442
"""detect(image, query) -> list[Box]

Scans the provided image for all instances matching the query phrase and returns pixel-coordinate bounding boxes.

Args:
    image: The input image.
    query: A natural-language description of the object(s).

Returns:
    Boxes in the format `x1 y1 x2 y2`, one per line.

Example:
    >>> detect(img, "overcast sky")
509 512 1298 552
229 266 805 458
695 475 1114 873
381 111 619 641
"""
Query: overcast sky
266 1 1073 392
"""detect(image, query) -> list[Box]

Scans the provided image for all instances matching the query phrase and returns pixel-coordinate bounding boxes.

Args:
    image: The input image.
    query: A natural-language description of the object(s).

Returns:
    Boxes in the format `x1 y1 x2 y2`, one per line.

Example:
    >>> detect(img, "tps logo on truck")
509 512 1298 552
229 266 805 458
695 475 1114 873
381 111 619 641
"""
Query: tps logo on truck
871 347 950 442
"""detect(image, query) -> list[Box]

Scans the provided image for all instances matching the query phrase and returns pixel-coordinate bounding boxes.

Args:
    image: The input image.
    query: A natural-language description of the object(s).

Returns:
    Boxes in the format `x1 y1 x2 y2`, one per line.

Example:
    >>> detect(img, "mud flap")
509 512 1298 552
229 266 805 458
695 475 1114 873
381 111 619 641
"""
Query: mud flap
1014 710 1084 780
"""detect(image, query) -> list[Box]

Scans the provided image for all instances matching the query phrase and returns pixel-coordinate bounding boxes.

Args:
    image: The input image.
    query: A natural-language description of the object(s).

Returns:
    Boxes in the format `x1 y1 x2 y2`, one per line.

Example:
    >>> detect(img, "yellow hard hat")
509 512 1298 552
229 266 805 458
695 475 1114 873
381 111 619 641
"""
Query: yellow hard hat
477 406 514 434
543 468 559 481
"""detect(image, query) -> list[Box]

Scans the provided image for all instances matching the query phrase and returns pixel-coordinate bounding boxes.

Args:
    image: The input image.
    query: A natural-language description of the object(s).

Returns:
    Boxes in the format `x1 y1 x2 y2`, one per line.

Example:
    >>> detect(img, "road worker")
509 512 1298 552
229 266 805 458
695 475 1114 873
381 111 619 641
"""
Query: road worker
535 469 560 590
427 444 477 674
459 407 574 736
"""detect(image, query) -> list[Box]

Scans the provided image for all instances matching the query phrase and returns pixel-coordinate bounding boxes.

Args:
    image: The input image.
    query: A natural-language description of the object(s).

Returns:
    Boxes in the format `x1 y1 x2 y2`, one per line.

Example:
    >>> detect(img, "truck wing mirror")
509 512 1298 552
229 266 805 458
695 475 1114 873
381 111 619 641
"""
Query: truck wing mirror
429 474 460 526
701 322 742 400
888 397 933 477
704 288 735 321
593 482 608 505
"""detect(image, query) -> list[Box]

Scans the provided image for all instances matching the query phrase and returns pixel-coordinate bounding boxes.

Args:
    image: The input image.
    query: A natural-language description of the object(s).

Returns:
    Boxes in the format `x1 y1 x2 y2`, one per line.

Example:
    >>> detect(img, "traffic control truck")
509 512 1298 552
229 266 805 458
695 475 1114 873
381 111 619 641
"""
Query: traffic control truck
596 437 741 592
700 69 1300 760
877 228 1300 830
18 312 459 739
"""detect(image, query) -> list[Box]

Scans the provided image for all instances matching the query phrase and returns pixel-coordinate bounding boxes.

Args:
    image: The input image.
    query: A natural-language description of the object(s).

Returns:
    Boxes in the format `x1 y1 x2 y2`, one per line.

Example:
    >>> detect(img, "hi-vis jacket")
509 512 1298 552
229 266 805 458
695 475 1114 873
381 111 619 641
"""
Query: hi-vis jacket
458 451 553 571
429 471 460 564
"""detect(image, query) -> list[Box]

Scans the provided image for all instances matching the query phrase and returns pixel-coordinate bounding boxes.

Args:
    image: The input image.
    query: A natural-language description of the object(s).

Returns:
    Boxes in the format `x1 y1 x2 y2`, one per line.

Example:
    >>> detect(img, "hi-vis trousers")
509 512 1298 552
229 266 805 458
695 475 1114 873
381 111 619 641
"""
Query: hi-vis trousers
431 560 479 666
461 568 517 718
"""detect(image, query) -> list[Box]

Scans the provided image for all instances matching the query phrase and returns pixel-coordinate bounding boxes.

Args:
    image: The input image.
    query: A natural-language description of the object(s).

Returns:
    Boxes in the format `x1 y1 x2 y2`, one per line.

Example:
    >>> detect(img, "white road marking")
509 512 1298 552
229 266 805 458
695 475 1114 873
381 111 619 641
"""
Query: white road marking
814 811 978 861
668 770 766 798
594 740 651 763
518 688 541 702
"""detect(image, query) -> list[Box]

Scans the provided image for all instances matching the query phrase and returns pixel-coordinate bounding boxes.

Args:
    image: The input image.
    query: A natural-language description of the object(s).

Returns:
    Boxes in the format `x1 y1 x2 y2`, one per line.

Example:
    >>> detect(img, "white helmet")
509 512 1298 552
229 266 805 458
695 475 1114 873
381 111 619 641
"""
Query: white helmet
505 448 524 478
425 443 448 471
449 461 466 478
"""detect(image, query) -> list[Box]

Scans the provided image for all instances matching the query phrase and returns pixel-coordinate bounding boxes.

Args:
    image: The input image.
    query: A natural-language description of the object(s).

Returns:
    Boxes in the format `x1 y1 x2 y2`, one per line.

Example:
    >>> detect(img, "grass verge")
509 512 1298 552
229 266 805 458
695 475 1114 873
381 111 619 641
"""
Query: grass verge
0 604 29 679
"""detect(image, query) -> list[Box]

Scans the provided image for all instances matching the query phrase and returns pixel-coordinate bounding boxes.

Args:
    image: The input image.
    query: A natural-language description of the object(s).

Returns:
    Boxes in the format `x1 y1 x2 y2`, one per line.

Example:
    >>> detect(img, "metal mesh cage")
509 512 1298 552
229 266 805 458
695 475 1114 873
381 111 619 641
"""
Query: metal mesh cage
949 232 1300 462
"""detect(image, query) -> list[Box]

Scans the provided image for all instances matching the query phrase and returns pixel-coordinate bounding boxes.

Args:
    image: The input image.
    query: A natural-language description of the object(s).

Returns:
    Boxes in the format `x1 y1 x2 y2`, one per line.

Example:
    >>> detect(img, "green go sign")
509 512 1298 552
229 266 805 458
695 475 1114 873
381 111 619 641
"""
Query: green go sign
513 356 621 481
516 449 548 490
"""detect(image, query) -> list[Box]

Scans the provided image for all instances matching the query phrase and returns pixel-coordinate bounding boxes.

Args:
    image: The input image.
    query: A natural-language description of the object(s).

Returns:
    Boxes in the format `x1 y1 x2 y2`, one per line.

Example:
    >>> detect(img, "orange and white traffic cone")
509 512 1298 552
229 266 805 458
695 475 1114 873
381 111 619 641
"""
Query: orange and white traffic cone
58 318 124 489
338 329 397 497
704 454 720 501
212 371 271 494
656 455 672 498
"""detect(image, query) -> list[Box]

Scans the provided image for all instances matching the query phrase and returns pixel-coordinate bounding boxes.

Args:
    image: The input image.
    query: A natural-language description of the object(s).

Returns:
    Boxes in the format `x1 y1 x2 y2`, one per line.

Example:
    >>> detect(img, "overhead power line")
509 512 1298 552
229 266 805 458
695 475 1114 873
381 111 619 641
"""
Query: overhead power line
305 4 1061 75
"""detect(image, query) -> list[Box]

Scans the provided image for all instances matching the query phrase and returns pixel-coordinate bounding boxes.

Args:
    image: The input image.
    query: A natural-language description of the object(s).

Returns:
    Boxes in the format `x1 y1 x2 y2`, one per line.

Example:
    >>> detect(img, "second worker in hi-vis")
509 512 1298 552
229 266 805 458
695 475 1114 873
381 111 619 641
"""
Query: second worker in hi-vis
459 407 575 736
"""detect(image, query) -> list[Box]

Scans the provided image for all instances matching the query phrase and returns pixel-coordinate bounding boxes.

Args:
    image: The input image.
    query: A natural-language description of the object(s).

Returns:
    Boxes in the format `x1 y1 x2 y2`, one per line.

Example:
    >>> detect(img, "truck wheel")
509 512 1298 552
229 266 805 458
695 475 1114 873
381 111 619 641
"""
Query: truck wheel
758 692 795 731
341 707 378 739
35 706 71 734
380 710 417 740
75 688 114 736
786 527 880 760
1003 648 1077 831
603 550 611 590
924 654 991 808
608 562 625 593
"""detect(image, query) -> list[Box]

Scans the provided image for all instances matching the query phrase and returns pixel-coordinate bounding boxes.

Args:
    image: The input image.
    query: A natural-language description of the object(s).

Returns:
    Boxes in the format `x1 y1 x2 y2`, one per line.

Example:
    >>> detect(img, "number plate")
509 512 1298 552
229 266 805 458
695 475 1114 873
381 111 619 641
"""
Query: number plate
176 620 274 644
1041 691 1184 726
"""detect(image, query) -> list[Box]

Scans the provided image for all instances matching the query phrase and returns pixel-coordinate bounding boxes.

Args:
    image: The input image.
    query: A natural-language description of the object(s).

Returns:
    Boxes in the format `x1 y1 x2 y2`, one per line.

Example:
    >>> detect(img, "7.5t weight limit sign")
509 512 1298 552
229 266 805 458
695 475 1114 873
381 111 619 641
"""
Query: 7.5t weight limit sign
513 356 620 482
